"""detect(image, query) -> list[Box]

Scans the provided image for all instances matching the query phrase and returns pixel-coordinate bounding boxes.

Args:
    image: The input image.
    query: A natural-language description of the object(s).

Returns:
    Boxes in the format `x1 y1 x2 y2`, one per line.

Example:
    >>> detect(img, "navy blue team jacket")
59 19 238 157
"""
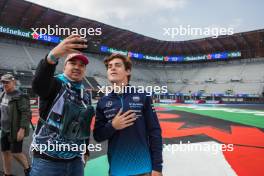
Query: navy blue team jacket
93 86 163 176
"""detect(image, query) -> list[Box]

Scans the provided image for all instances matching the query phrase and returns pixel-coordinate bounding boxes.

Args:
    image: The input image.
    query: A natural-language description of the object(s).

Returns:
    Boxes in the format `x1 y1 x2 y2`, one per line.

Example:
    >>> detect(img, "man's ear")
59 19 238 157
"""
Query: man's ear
126 69 131 75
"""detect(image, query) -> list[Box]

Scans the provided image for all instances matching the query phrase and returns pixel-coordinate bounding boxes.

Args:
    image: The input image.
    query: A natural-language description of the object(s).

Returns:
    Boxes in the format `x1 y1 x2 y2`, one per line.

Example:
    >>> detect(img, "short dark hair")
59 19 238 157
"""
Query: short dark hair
104 54 132 82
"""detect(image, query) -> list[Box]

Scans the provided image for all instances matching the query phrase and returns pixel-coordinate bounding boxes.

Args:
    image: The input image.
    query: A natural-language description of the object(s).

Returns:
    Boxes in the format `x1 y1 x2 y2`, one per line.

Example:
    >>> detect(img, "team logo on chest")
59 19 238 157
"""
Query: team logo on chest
106 101 113 108
132 96 140 102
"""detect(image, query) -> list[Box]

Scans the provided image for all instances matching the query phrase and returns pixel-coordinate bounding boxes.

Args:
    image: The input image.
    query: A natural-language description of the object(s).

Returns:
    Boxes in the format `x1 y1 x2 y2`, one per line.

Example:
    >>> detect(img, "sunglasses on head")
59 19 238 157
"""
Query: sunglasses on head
1 81 11 84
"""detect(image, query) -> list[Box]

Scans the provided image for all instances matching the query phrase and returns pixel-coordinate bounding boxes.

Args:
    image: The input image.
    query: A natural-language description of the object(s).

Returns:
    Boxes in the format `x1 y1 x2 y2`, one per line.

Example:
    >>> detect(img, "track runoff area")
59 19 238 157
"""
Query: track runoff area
1 102 263 176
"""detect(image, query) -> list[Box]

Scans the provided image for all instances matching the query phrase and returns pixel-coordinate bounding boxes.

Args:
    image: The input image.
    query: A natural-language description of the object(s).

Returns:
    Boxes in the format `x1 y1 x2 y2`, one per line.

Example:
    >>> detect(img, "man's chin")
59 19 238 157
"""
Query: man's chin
69 76 82 82
109 79 119 84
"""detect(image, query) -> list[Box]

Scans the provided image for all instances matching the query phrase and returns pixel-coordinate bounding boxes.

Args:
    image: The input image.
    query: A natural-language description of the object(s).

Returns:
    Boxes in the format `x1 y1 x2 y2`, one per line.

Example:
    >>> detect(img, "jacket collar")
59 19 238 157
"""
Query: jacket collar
56 73 84 90
0 90 22 101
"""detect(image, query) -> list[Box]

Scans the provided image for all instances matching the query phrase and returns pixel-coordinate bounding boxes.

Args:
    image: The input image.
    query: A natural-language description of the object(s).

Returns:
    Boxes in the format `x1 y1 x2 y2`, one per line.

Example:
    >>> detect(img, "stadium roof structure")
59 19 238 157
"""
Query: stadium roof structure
0 0 264 58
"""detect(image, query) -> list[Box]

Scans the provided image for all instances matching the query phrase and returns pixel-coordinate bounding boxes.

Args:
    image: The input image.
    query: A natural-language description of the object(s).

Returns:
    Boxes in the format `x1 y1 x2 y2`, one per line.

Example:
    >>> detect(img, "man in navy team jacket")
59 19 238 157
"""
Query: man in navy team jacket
93 53 163 176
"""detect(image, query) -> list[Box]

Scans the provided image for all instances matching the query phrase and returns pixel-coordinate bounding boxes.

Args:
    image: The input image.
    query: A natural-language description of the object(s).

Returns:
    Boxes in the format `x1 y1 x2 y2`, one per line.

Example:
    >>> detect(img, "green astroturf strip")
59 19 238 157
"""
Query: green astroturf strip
85 155 109 176
156 104 264 128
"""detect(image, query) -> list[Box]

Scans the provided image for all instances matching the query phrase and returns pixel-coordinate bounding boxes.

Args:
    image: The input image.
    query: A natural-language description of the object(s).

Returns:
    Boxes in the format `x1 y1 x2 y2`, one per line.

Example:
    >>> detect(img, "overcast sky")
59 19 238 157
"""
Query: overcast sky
27 0 264 41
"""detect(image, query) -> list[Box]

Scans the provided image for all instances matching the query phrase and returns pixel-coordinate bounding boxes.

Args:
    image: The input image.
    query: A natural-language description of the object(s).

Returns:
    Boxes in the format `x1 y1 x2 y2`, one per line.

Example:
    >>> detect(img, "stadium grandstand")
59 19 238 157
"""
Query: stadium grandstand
0 0 264 104
0 0 264 176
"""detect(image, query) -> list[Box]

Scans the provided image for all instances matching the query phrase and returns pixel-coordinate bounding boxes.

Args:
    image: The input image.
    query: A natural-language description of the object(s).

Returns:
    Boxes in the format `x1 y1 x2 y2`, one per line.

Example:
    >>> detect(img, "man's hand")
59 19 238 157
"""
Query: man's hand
151 170 162 176
84 154 89 165
112 109 137 130
48 34 87 63
17 128 25 141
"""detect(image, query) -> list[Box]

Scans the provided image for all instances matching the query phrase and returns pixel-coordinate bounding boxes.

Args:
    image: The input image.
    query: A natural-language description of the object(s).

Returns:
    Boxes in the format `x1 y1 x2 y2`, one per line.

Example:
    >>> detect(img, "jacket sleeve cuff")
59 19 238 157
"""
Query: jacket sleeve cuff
19 126 27 129
85 139 90 156
152 165 162 173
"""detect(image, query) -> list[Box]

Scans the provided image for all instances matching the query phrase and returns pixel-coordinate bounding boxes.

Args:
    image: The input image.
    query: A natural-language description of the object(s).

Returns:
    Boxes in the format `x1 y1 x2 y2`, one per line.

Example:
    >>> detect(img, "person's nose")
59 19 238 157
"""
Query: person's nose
73 64 81 70
110 65 117 71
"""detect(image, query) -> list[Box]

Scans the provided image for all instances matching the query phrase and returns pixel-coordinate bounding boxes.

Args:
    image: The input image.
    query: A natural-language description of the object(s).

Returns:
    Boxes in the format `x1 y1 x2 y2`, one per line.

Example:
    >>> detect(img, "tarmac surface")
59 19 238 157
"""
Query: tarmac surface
1 103 263 176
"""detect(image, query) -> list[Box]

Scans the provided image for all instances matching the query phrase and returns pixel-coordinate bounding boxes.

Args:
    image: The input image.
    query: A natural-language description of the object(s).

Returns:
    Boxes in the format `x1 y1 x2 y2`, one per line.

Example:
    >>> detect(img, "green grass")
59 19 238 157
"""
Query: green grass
85 155 109 176
157 104 264 128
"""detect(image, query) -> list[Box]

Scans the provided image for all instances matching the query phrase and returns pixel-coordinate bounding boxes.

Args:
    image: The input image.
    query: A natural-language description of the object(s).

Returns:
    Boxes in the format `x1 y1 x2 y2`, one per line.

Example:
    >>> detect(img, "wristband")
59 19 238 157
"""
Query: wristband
47 51 59 64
